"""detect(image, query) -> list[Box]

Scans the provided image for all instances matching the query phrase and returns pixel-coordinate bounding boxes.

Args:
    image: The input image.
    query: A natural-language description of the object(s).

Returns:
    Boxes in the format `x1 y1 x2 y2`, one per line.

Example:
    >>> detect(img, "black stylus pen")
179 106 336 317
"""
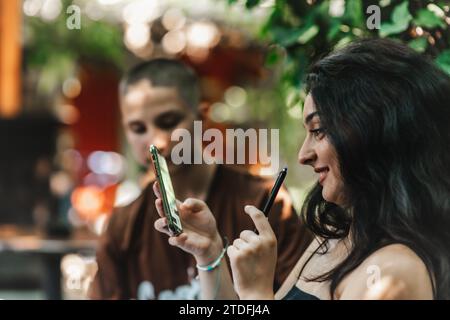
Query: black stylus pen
253 167 287 234
262 167 288 216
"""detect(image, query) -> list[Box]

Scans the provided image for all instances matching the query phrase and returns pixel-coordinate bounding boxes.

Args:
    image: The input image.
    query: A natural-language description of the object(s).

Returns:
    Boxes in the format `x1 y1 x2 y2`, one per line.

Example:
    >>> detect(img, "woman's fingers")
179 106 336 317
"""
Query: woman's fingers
232 238 249 250
244 205 275 239
226 244 239 261
239 230 259 243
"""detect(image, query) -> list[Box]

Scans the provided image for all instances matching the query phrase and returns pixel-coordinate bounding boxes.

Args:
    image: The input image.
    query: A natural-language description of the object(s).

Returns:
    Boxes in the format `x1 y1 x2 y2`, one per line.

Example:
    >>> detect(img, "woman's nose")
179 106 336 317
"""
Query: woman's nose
298 142 316 166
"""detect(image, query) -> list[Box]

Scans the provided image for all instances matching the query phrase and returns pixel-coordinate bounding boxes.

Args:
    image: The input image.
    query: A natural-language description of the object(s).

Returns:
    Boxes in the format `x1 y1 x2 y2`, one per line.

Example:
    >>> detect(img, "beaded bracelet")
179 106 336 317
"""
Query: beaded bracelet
196 237 229 272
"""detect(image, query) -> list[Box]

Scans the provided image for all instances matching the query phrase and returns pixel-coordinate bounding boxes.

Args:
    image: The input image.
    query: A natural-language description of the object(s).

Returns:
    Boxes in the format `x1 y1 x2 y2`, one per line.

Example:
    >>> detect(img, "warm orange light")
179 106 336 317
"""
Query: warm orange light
71 186 105 221
0 0 22 117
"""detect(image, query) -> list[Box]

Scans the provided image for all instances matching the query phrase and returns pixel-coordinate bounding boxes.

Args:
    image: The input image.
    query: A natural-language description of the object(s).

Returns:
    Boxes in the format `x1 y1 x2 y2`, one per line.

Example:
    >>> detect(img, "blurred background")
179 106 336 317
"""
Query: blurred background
0 0 448 299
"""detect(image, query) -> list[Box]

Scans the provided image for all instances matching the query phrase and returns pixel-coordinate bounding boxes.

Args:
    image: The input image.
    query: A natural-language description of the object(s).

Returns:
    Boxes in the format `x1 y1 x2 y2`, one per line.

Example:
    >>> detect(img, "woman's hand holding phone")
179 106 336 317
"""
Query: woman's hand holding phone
226 205 277 300
153 181 224 266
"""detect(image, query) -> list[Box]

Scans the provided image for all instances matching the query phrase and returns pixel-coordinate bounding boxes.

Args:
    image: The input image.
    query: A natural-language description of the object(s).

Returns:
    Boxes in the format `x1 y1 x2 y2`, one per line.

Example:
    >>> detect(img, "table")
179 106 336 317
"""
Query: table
0 226 98 299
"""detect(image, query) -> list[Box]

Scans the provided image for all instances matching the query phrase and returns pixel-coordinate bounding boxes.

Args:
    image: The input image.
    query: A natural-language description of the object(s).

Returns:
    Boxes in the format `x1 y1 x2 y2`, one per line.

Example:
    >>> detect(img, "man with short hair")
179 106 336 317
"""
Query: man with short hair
90 58 312 299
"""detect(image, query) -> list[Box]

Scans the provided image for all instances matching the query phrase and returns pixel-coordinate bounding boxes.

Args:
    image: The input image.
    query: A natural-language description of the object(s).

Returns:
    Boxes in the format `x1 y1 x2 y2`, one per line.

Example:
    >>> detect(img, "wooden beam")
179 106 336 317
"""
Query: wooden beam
0 0 21 118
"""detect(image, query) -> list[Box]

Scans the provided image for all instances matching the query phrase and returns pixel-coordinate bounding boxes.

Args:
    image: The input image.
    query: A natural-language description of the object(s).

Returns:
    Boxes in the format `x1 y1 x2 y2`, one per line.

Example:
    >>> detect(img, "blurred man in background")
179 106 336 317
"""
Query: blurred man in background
90 58 313 299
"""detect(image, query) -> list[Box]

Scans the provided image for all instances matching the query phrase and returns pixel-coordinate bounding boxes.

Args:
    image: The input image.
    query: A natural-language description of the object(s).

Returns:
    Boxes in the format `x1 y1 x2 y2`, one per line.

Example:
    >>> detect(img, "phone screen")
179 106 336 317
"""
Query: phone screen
150 145 183 235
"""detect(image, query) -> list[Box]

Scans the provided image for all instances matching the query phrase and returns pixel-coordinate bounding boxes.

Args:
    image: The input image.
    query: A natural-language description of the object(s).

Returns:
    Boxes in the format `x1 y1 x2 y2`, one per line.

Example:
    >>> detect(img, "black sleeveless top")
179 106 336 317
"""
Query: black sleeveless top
282 286 320 300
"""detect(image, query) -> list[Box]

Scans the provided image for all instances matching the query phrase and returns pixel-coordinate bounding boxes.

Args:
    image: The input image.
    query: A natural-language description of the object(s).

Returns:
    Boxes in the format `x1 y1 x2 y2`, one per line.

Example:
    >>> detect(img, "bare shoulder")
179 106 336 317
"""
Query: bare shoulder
338 244 433 300
367 244 428 270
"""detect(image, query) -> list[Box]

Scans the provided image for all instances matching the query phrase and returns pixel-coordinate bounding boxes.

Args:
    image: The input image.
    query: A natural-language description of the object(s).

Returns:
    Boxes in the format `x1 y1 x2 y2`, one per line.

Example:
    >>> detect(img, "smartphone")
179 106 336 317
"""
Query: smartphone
149 145 183 236
261 167 288 217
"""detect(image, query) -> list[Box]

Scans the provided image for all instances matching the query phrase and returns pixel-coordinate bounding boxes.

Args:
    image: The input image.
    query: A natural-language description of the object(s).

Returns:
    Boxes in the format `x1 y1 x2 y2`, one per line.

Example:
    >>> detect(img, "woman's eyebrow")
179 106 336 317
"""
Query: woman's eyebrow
304 111 319 125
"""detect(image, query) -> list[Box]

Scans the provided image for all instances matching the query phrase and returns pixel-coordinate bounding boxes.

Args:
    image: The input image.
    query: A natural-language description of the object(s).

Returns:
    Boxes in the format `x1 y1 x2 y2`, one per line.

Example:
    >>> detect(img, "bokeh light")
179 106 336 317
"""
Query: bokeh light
71 186 105 221
56 104 80 125
186 21 220 49
23 0 43 17
85 1 105 21
62 77 82 99
162 30 186 54
122 0 161 25
40 0 62 21
224 86 247 108
162 7 186 30
50 171 73 196
87 151 125 176
124 23 150 50
210 102 232 123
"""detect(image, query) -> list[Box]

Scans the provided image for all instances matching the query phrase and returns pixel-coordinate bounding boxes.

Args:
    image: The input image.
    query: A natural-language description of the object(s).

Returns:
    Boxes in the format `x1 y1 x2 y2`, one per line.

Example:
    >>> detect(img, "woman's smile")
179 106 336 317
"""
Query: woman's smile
315 166 329 185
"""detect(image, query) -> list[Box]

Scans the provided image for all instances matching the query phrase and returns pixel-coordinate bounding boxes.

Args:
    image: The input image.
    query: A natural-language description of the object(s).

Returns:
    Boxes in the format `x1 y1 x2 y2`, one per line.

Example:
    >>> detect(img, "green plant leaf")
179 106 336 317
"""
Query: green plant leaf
297 25 319 44
392 1 412 24
272 20 318 46
265 46 281 66
334 36 353 50
414 9 445 29
345 0 364 27
436 50 450 75
272 27 302 46
327 21 341 42
245 0 260 9
408 37 428 53
379 22 401 37
379 1 412 37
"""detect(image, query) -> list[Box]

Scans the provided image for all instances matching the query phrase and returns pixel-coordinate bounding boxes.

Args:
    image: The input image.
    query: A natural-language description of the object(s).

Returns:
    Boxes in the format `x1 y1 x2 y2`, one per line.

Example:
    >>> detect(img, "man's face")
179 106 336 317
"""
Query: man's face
121 79 196 168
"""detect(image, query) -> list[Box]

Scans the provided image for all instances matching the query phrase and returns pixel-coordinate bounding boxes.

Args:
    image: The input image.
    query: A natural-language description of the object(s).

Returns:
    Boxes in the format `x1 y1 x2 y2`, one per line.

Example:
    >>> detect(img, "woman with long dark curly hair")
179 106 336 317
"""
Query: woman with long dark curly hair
153 38 450 300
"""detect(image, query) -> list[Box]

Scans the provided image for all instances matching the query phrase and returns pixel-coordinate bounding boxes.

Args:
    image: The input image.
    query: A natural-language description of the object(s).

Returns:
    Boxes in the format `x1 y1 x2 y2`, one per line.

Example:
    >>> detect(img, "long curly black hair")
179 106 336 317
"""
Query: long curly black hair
300 38 450 299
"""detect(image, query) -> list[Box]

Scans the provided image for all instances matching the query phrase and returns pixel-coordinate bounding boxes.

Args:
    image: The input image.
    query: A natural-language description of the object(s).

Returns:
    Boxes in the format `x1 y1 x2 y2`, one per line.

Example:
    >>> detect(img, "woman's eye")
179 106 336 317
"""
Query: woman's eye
309 128 325 140
155 113 185 130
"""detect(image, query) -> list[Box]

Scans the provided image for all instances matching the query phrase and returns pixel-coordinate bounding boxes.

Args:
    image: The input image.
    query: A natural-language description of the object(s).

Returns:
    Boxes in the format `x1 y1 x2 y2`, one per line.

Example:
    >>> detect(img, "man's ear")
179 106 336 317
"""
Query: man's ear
197 101 210 120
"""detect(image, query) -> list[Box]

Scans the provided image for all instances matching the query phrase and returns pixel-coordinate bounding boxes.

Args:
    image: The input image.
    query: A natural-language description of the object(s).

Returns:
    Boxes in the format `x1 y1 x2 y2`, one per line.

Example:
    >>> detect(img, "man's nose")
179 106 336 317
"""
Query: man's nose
148 133 170 155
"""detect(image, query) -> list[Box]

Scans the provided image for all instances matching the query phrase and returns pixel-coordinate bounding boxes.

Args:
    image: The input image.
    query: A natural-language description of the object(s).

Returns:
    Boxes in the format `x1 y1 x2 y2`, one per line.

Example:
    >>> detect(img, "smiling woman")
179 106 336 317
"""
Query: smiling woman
297 38 450 300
